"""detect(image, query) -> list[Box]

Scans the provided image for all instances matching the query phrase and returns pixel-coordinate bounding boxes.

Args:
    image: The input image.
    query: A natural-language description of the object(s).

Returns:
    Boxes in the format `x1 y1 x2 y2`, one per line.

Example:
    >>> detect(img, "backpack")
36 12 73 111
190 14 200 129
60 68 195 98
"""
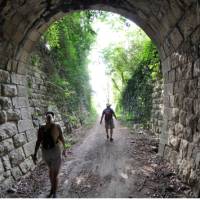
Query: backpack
104 108 113 121
41 124 56 149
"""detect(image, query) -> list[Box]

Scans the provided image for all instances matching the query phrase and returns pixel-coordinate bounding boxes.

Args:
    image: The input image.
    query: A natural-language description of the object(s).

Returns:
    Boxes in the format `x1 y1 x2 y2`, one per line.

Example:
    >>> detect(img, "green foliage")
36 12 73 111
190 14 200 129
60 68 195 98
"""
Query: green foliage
103 30 161 125
83 99 98 128
40 11 98 126
30 54 41 67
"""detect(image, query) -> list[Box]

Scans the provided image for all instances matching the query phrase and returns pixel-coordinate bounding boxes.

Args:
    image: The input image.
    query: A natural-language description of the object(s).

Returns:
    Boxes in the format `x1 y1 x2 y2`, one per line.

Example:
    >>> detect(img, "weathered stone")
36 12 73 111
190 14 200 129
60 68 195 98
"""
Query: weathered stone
168 127 175 136
179 110 187 126
1 84 17 97
7 59 18 72
180 139 189 159
168 69 176 82
162 57 171 74
11 166 22 181
19 157 33 174
20 107 31 119
0 111 7 124
168 135 180 150
194 151 200 168
171 108 179 121
186 114 197 130
0 0 199 193
178 159 191 182
0 122 18 140
176 63 192 81
178 4 198 39
163 36 174 57
0 138 14 157
170 27 183 50
174 94 183 108
11 73 26 85
187 143 194 160
23 141 36 157
26 128 37 142
183 98 193 113
193 58 200 77
164 83 174 96
0 97 12 110
188 169 198 185
3 170 11 179
28 30 40 42
6 110 20 121
189 79 198 91
175 123 184 137
0 174 5 182
191 26 200 44
0 177 14 190
2 155 11 171
0 69 10 83
169 150 178 168
9 147 25 167
17 61 27 75
193 99 200 117
163 145 171 161
17 85 28 97
0 159 4 174
18 119 33 132
13 133 27 148
183 127 193 142
197 118 200 132
193 131 200 144
12 97 29 108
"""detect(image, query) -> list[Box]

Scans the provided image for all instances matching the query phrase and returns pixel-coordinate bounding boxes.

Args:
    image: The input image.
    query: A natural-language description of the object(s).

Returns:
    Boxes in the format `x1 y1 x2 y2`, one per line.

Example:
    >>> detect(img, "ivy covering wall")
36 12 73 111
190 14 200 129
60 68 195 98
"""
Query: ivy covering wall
29 11 98 126
103 28 161 125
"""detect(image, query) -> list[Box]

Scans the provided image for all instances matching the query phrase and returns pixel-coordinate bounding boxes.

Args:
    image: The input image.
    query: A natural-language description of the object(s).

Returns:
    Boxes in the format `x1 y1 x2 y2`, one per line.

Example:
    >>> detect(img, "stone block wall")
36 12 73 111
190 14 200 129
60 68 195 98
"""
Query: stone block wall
26 66 65 130
0 0 199 196
159 5 200 196
0 66 68 191
0 70 36 190
150 79 164 135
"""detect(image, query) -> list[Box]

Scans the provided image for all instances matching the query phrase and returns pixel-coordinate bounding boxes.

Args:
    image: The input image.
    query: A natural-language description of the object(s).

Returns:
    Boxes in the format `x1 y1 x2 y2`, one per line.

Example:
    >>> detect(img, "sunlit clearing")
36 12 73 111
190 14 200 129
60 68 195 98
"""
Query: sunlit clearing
88 12 139 114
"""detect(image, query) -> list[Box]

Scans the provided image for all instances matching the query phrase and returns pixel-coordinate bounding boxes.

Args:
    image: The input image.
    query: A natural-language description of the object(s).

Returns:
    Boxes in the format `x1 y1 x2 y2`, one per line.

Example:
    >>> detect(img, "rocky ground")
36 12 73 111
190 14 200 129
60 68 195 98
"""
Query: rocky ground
2 120 192 198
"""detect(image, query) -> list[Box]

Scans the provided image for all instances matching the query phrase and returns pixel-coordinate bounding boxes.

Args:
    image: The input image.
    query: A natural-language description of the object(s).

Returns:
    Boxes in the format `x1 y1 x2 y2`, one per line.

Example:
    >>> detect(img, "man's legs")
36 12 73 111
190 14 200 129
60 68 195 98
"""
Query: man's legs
52 169 59 198
106 127 109 139
47 158 61 198
110 128 113 141
49 165 60 198
47 169 54 197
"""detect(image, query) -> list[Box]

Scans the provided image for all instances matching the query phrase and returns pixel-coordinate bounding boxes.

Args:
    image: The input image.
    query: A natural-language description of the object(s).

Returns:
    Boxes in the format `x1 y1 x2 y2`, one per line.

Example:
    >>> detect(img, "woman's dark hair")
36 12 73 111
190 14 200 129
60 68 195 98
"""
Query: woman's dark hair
45 111 55 117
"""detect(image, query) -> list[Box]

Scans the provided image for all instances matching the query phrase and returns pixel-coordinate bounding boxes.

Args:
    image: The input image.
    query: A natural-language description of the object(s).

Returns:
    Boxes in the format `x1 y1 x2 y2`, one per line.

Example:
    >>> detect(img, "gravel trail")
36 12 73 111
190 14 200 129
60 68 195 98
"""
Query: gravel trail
3 120 191 198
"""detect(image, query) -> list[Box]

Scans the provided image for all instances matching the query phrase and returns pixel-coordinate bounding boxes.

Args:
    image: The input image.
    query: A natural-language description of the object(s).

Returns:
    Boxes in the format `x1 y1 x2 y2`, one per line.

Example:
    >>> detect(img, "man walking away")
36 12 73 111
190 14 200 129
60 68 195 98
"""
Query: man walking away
100 103 117 142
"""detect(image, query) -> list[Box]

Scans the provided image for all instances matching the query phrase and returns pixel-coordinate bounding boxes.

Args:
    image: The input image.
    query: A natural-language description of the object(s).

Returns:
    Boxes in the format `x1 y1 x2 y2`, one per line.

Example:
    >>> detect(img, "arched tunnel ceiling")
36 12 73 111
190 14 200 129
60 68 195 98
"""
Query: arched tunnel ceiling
0 0 197 63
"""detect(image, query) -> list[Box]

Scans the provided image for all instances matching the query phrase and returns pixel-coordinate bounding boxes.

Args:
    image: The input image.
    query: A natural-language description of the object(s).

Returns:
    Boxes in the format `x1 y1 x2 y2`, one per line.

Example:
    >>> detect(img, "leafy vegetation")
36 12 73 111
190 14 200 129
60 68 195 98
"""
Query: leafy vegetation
103 25 161 126
30 11 99 127
30 10 161 129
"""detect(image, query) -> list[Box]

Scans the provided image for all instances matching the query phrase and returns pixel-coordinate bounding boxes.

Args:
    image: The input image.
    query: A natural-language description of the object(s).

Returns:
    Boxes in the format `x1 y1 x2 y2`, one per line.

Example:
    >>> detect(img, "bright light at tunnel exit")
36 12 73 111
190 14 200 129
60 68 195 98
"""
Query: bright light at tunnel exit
88 13 139 114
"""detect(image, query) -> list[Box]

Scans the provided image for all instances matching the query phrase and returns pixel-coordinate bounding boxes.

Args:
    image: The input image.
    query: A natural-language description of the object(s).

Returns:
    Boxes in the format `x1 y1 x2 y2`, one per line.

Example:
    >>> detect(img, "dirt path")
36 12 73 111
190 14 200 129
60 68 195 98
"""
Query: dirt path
58 121 136 198
3 120 192 198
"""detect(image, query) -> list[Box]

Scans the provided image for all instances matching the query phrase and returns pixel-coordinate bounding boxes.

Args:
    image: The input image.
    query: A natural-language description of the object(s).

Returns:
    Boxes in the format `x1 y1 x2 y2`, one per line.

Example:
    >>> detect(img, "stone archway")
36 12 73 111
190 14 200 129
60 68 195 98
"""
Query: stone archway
0 0 199 196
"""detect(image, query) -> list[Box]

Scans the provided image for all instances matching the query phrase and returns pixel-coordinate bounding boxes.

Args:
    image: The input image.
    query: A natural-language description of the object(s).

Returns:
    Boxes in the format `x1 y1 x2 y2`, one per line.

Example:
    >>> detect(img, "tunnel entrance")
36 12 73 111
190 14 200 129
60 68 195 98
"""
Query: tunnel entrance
0 0 200 197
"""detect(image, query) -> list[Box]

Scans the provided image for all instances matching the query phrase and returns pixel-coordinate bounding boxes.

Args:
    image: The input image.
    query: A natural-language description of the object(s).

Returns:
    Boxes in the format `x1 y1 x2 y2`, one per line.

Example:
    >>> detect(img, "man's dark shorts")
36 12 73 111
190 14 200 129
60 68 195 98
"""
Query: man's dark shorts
105 119 114 129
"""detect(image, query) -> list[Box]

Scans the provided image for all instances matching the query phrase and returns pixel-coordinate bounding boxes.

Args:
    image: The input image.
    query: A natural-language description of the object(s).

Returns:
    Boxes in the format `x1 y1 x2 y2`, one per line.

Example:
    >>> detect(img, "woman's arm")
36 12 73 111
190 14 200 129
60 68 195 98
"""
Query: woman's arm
33 127 43 164
57 125 65 147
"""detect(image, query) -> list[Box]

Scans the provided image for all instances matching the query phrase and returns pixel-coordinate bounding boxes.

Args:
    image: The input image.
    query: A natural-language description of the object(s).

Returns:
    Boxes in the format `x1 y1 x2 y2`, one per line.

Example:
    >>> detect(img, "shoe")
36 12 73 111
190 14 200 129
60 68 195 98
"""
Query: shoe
52 193 57 198
110 138 113 142
46 190 53 198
